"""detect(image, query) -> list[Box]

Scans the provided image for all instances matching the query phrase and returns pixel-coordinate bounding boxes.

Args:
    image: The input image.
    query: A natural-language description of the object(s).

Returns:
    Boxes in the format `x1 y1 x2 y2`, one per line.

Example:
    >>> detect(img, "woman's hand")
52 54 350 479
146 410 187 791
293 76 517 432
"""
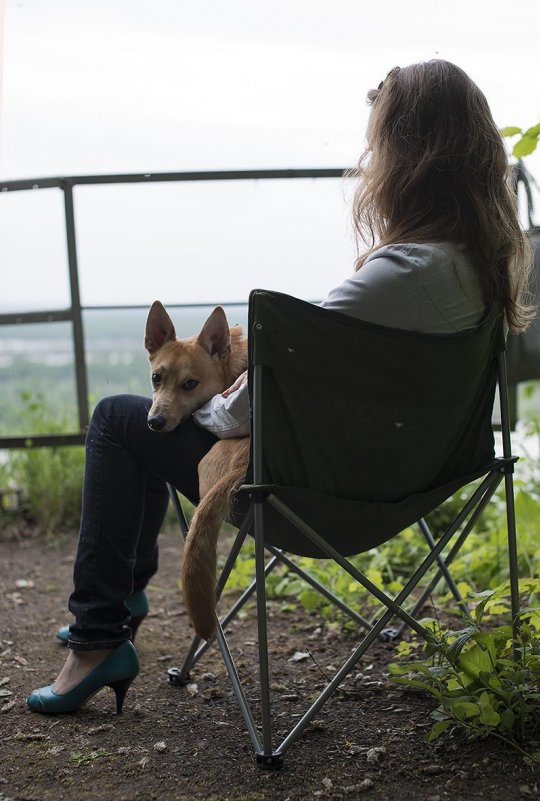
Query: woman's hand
222 370 247 398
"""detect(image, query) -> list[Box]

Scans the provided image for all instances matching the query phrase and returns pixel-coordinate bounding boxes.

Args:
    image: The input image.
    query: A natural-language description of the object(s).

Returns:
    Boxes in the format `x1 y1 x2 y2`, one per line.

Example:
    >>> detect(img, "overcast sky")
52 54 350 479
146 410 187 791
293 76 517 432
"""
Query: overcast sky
1 0 539 310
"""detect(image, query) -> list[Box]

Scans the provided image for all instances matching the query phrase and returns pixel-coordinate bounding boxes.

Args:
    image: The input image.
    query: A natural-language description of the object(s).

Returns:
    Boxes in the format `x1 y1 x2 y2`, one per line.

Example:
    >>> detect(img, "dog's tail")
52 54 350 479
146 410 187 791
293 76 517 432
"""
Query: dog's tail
181 466 246 641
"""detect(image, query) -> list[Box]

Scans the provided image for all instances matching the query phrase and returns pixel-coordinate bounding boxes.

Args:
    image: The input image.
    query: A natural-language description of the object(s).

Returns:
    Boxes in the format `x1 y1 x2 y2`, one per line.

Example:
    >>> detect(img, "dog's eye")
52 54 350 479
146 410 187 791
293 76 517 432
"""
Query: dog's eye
151 373 162 385
182 379 199 391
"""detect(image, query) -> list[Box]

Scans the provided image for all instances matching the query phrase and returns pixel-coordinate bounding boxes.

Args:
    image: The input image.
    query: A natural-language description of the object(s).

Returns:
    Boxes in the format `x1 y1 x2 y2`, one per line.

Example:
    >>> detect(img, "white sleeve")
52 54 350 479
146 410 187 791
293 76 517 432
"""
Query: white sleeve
192 382 250 439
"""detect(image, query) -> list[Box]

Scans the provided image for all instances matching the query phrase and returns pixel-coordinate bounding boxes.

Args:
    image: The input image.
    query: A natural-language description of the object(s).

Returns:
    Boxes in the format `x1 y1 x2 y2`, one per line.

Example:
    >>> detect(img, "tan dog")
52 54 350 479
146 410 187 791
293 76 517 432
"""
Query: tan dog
145 301 250 640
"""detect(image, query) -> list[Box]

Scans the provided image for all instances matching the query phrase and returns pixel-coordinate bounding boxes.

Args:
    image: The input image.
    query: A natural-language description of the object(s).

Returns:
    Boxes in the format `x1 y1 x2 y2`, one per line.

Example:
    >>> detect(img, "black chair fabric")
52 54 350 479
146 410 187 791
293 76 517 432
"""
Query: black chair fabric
238 290 505 558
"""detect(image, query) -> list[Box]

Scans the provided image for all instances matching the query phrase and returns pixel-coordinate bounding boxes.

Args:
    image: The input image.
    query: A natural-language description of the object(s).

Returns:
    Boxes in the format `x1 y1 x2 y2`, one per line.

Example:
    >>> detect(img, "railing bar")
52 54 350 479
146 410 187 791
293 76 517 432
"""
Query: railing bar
0 434 86 449
0 310 74 325
0 168 348 193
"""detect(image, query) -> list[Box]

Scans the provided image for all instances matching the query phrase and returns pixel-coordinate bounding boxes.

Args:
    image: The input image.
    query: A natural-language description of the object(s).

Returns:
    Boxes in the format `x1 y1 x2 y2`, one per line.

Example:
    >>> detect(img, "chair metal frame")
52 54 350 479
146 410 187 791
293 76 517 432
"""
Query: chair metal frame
166 346 519 770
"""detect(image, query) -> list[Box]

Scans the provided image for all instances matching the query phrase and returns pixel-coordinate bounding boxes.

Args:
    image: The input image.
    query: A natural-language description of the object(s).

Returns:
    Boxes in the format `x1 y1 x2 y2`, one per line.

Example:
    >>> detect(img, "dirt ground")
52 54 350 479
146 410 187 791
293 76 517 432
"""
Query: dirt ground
0 523 539 801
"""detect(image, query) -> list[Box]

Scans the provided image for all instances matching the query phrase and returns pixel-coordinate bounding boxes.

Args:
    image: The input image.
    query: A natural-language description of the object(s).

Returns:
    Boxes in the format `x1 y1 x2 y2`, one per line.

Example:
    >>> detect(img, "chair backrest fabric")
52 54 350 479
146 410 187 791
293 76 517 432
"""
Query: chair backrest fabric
240 290 506 557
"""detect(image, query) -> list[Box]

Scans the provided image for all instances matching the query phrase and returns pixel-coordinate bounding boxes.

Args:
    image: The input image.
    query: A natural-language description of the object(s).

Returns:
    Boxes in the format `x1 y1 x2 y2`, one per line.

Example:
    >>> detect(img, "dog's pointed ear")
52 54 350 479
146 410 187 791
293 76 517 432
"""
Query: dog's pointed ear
197 306 230 357
145 301 176 355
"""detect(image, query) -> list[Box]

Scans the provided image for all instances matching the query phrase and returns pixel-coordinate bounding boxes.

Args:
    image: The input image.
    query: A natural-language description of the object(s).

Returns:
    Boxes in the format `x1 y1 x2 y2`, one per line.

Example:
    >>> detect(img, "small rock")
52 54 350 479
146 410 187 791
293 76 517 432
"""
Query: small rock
15 731 48 741
342 785 367 794
138 756 150 769
366 746 386 763
153 741 167 753
186 683 198 697
0 678 10 687
322 777 333 789
46 745 66 755
0 701 16 713
6 592 24 605
87 724 114 735
289 651 309 662
422 765 443 776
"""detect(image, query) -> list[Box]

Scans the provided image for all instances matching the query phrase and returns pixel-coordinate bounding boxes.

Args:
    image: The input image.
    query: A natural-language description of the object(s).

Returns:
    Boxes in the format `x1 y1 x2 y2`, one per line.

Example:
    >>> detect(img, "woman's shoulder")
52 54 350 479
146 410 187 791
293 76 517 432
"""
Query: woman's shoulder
365 241 469 269
364 241 479 292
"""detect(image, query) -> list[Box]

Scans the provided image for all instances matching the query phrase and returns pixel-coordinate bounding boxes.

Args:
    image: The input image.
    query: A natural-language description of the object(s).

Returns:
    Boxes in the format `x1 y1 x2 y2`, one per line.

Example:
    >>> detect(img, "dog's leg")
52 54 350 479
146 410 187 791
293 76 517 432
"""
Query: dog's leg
182 439 250 640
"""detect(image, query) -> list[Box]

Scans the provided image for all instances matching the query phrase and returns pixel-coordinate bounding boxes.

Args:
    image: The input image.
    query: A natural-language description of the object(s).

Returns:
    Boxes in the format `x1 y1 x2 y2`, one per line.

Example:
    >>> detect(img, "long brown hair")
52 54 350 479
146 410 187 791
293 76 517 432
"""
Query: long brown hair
351 60 534 333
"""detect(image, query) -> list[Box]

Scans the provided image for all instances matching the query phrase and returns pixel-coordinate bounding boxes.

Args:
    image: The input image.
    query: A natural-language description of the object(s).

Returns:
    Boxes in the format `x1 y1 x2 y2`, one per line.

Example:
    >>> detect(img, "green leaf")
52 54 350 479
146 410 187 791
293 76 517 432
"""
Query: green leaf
513 135 539 158
500 126 522 137
499 708 515 732
524 123 540 138
478 692 500 727
453 701 480 720
447 626 478 660
459 644 493 679
298 589 322 612
388 662 413 676
427 719 452 742
391 677 437 693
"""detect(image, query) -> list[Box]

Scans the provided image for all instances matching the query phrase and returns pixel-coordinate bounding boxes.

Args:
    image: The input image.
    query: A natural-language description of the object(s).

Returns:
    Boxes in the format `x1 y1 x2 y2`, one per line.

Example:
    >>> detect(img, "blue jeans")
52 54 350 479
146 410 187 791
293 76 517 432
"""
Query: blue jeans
68 395 218 650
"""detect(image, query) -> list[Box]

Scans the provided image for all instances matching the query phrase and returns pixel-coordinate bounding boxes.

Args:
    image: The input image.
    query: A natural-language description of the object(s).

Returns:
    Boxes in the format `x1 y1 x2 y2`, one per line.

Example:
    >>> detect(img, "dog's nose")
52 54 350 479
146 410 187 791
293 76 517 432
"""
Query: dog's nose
147 414 167 431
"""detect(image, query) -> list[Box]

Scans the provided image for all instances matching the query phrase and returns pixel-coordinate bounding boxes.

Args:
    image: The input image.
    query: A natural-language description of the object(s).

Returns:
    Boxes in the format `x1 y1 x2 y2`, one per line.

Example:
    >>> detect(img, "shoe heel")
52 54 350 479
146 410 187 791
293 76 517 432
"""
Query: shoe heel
108 677 135 715
130 615 146 642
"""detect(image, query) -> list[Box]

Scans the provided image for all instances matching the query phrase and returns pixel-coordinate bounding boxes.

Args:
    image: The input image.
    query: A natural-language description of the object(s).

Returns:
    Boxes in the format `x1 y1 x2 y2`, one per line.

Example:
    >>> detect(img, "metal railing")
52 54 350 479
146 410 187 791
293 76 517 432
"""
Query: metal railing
0 168 347 449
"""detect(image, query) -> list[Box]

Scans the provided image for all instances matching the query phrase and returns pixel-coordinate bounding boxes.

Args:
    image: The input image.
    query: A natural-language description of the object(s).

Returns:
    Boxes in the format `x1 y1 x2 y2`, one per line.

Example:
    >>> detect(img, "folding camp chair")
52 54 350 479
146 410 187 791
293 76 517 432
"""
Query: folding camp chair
167 289 519 769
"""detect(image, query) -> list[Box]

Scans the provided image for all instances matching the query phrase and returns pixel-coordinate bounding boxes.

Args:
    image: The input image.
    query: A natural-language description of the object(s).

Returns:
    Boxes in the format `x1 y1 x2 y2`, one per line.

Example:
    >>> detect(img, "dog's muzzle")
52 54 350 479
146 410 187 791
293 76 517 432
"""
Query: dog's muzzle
147 414 167 432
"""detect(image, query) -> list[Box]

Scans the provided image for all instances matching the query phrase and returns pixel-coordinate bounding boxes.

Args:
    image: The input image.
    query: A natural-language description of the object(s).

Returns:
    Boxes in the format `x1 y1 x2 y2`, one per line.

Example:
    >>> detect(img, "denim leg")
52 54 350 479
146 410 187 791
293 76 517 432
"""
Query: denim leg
68 394 218 650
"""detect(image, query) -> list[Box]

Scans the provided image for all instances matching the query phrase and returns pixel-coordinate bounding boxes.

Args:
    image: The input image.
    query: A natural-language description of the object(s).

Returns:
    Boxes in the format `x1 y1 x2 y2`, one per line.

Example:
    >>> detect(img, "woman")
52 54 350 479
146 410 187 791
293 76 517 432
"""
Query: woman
27 59 533 714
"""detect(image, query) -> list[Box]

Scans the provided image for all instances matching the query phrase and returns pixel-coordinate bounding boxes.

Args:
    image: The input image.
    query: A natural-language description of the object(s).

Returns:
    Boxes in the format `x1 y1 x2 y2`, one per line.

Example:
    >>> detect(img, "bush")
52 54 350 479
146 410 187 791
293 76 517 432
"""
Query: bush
389 580 540 763
2 392 85 534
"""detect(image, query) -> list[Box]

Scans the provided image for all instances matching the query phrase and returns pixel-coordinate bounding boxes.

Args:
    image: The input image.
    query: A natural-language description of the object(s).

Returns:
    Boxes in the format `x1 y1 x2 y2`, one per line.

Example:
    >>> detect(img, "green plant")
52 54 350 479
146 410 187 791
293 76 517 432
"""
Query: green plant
3 392 85 533
501 124 540 158
70 749 115 766
389 581 540 762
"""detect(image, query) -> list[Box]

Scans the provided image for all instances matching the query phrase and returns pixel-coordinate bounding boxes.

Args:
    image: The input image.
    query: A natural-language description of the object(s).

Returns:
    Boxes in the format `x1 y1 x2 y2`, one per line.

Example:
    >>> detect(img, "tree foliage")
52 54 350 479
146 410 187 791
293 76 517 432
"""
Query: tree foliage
501 123 540 158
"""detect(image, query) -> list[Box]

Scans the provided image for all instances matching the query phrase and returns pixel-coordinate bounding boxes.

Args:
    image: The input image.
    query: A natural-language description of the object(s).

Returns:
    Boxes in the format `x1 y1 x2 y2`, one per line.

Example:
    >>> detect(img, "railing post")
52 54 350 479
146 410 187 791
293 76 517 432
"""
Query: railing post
63 180 90 433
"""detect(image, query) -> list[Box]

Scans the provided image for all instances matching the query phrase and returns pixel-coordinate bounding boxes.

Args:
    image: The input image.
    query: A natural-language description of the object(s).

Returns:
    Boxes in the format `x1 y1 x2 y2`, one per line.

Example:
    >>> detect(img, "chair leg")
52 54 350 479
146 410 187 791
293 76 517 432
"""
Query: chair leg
214 621 264 755
253 500 282 767
418 517 471 617
504 469 520 649
167 483 189 538
388 477 502 638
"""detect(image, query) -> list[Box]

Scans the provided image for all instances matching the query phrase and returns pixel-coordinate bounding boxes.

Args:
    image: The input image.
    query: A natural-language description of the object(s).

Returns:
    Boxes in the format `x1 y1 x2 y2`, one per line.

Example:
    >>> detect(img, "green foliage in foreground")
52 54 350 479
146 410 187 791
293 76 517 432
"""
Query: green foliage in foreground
389 580 540 763
1 393 85 533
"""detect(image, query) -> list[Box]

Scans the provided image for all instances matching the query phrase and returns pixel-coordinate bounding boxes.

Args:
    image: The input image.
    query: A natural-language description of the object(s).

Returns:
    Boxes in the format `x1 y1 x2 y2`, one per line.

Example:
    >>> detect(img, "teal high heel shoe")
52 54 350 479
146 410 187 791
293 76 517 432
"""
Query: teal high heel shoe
56 590 149 644
26 640 139 715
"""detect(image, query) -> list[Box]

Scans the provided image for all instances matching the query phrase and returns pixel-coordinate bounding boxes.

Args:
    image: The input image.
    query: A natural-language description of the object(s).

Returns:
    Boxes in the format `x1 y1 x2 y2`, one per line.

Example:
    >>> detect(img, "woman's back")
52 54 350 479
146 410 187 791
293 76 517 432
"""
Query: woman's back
321 241 485 333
